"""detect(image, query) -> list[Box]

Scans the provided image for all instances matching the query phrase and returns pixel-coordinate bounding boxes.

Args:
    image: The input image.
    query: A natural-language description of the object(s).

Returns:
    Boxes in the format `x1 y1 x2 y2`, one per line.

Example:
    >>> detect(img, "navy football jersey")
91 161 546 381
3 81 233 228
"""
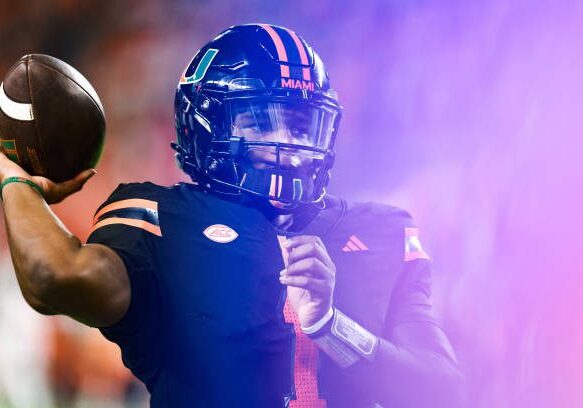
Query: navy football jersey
87 182 439 407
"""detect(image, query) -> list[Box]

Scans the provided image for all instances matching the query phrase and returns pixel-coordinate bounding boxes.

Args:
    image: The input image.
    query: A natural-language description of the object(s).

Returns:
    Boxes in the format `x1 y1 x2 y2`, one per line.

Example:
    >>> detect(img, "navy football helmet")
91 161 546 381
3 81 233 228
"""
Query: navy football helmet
173 24 342 213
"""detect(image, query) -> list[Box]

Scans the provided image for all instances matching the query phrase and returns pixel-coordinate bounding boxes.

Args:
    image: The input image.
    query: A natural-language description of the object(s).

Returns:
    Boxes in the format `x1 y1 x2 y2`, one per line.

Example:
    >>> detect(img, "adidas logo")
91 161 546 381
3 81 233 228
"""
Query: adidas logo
342 235 369 252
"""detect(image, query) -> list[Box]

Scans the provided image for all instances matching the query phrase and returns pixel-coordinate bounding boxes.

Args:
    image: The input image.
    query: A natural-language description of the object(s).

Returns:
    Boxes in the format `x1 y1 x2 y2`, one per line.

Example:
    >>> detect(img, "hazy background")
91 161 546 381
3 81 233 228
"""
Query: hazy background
1 0 582 406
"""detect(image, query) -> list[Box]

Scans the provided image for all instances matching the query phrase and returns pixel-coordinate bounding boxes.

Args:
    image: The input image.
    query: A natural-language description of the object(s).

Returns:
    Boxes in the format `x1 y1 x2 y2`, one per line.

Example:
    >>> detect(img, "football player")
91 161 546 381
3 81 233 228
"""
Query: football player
0 24 466 407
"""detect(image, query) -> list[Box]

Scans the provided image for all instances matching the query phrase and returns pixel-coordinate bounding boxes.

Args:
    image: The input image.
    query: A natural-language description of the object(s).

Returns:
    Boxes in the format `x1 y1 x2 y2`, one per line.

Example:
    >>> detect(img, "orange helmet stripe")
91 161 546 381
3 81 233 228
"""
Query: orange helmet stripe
285 29 311 81
259 24 290 78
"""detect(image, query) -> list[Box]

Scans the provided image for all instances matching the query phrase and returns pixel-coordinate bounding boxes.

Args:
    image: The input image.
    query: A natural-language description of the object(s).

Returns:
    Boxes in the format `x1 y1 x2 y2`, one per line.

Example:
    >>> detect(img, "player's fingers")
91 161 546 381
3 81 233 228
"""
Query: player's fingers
73 168 98 185
0 151 15 164
36 169 96 203
281 235 325 251
282 257 332 280
279 274 329 293
287 242 333 268
61 169 97 193
0 152 31 180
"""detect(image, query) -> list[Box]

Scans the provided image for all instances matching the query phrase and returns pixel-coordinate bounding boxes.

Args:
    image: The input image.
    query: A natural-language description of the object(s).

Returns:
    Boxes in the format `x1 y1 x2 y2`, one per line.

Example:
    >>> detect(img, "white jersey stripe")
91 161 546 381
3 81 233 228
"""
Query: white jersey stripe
0 83 34 121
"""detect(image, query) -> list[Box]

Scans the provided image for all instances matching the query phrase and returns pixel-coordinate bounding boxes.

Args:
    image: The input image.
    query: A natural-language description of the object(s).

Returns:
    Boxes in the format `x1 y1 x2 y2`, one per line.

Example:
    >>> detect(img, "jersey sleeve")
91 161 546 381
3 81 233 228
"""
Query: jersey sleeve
384 244 436 327
382 213 436 327
383 216 458 364
311 204 464 405
86 183 161 340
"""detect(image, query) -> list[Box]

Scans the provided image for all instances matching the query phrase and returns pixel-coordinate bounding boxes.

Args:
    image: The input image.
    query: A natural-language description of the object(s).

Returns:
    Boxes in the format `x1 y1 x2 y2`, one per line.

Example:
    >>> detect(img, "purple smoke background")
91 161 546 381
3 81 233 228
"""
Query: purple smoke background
0 0 582 406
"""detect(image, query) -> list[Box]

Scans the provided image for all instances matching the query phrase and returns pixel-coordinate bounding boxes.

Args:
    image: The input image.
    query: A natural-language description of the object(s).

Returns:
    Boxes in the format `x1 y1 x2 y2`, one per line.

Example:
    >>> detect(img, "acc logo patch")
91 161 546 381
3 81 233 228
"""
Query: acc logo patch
203 224 238 243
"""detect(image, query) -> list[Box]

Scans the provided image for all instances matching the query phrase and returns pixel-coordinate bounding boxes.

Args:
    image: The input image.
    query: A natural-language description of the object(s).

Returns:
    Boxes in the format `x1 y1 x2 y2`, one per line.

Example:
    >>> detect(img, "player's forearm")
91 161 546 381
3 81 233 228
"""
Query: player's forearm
307 308 466 406
2 183 82 311
348 338 467 407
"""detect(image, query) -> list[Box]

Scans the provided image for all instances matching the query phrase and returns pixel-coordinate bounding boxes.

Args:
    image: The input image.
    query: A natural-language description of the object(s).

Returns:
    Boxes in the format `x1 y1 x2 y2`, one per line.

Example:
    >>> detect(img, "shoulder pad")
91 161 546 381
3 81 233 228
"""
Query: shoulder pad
333 200 430 260
90 182 165 237
345 201 416 233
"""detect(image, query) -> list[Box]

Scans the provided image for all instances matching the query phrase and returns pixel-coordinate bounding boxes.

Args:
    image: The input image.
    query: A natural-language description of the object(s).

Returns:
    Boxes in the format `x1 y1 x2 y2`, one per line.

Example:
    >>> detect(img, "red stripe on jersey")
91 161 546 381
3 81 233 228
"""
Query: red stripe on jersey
278 236 326 407
284 299 326 408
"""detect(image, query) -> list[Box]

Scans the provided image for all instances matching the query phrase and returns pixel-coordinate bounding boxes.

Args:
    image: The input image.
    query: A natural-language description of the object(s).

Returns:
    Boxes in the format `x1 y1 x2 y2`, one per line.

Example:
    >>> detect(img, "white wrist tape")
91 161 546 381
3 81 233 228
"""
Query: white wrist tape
301 307 334 335
308 308 379 368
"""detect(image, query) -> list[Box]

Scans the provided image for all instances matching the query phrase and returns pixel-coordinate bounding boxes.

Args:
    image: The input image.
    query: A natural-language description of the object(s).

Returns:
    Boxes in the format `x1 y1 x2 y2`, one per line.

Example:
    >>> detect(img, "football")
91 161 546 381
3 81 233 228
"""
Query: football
0 54 105 182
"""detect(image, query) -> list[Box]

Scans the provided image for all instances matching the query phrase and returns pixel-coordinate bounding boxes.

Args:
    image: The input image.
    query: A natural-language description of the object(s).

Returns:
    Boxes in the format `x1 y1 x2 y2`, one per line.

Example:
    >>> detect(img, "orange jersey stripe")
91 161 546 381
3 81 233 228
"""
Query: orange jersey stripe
285 29 311 81
92 198 158 225
90 217 162 237
259 24 290 78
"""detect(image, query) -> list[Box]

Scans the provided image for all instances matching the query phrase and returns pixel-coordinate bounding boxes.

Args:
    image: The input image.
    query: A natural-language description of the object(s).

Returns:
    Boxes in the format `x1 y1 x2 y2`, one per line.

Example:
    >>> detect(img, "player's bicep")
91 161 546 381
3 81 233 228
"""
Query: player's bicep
385 259 458 364
79 185 161 336
50 243 130 327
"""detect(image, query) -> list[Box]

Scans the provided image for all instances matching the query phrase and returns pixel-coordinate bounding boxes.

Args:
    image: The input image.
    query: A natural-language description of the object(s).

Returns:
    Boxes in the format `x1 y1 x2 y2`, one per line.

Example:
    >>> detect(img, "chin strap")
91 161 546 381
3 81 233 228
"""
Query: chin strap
237 165 315 205
171 141 198 176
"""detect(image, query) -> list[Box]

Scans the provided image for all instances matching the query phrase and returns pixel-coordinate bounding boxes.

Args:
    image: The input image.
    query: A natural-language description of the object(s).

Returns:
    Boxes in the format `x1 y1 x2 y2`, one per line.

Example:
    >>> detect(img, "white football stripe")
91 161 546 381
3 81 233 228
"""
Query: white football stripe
0 82 34 121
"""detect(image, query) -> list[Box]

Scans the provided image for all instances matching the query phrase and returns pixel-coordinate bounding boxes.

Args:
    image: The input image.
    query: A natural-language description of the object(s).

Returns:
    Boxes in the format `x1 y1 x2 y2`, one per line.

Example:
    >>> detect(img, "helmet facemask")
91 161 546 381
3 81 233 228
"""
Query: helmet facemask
197 92 339 213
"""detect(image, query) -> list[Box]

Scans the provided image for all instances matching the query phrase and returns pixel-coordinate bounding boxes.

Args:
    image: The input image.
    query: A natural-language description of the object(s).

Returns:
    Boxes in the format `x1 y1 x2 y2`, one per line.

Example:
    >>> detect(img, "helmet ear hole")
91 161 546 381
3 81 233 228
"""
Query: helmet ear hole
204 157 238 184
205 157 222 174
199 97 212 111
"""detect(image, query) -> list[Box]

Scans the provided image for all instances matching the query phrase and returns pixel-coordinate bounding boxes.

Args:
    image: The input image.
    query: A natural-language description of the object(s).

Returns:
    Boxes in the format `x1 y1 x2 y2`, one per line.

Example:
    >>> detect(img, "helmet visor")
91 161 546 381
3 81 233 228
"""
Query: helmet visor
228 99 338 153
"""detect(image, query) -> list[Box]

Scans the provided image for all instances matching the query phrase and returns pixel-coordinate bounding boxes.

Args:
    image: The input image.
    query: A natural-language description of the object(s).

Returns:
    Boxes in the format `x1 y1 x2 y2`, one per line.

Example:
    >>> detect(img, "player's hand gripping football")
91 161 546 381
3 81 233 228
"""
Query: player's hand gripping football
0 152 96 204
280 235 336 328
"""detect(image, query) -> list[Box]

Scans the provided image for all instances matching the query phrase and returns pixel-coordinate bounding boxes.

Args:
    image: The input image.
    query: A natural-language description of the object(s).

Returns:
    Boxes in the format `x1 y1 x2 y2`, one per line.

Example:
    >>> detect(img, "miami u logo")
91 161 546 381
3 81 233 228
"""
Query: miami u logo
179 48 219 86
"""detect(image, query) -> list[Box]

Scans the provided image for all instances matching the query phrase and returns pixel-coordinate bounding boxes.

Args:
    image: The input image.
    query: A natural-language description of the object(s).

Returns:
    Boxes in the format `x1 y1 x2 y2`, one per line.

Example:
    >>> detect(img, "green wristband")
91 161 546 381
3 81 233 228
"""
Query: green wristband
0 177 45 200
